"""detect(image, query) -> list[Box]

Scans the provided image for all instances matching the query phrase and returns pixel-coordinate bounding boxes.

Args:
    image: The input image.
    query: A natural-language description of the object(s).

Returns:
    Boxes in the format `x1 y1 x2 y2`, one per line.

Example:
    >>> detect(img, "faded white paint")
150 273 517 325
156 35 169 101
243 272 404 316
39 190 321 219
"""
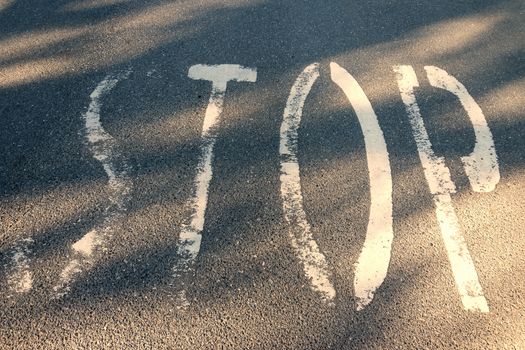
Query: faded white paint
173 64 256 305
433 193 489 312
5 238 33 295
279 63 336 302
330 62 393 311
394 65 489 312
53 71 132 298
71 229 98 257
425 66 500 193
0 0 13 11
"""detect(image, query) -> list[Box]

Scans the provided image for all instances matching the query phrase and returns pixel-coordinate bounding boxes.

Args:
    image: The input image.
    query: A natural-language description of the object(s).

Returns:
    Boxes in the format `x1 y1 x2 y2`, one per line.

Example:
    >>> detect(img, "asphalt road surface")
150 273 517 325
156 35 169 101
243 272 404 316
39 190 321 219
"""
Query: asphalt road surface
1 0 524 349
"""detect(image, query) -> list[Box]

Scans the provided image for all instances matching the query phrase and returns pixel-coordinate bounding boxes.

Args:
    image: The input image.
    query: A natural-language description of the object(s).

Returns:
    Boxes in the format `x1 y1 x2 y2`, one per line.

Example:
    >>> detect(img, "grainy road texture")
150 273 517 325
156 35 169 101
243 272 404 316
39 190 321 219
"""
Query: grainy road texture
0 0 524 349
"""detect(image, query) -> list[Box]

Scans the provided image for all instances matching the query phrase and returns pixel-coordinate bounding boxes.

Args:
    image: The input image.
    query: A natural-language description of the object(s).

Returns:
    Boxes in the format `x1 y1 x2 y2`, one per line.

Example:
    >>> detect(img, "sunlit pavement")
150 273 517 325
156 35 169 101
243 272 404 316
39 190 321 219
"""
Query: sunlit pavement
0 0 524 349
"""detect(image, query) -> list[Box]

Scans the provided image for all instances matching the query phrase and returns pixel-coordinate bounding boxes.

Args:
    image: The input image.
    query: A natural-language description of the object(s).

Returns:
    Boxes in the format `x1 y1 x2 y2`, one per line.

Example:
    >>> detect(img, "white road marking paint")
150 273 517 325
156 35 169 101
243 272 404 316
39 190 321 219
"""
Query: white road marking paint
394 65 489 312
5 237 34 295
330 62 393 311
279 63 336 303
425 66 500 193
53 71 132 298
0 0 14 12
173 64 256 306
71 229 99 257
